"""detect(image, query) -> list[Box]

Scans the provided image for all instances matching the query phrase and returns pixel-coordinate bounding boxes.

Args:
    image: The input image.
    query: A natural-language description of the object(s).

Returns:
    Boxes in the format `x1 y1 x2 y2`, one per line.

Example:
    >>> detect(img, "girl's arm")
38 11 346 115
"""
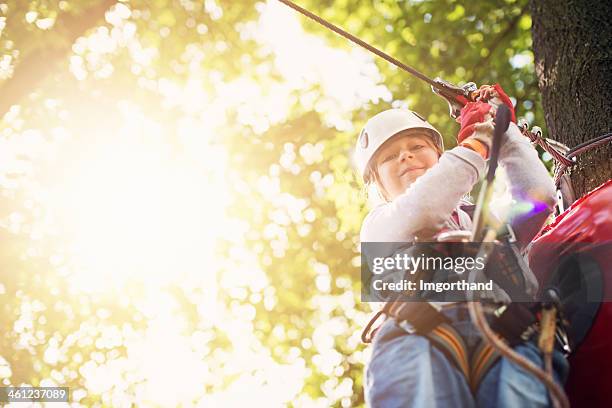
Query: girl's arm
499 123 556 250
360 147 485 242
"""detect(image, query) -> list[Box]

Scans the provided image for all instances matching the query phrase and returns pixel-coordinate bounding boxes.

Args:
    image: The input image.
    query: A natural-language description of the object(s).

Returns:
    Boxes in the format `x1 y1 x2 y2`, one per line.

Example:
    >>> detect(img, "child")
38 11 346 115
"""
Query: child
356 85 568 407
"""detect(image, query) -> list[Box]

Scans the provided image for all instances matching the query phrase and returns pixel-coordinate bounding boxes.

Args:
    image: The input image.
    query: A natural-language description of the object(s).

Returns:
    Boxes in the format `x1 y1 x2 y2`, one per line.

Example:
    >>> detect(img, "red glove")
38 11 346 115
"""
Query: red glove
457 83 516 144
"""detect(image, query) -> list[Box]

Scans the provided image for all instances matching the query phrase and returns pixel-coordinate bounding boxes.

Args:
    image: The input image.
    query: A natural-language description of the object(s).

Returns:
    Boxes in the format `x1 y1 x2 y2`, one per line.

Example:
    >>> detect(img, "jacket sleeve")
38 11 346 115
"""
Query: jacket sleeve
360 146 485 242
499 122 556 250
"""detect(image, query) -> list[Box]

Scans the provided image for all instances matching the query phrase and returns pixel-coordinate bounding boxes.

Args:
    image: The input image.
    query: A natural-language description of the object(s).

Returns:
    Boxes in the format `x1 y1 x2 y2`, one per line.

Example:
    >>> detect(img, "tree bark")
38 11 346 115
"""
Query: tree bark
531 0 612 199
0 0 117 118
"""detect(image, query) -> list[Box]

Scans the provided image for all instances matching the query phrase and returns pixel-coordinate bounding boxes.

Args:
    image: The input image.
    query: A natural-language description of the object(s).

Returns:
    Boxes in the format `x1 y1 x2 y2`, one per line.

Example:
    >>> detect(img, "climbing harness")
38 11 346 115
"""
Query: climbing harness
276 1 609 406
361 298 541 392
359 106 571 407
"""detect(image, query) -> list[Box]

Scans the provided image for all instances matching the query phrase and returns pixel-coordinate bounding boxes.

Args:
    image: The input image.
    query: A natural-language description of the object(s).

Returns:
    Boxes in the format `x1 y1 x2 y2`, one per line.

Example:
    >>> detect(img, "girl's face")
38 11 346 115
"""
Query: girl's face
374 132 440 201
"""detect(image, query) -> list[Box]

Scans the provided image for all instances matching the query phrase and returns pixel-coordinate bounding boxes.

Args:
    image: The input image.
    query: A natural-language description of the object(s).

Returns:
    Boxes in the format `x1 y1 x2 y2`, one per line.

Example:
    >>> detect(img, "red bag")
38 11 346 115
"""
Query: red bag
529 180 612 407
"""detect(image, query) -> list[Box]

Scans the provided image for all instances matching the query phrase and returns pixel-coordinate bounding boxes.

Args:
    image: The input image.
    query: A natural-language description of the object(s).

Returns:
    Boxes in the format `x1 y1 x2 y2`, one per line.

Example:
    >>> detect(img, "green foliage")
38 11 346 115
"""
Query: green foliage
299 0 544 146
0 0 550 406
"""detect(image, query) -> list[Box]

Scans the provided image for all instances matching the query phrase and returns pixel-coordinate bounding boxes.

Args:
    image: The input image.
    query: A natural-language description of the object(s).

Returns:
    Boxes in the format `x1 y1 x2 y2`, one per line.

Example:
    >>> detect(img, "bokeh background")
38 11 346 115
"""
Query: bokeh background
0 0 550 406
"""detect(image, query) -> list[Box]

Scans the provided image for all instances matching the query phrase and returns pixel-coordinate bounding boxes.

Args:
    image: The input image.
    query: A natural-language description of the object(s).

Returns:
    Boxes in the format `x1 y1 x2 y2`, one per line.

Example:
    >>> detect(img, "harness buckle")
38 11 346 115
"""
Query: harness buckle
394 301 449 335
555 327 572 356
397 320 417 335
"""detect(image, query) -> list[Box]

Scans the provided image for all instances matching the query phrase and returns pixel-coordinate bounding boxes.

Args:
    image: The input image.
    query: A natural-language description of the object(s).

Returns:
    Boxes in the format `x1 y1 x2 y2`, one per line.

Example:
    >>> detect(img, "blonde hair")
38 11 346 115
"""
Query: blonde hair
364 132 442 202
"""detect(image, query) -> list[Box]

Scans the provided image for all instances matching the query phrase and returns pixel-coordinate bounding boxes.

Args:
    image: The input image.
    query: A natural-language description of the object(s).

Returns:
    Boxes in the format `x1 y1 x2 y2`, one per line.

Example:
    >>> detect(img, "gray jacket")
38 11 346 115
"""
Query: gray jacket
360 122 556 302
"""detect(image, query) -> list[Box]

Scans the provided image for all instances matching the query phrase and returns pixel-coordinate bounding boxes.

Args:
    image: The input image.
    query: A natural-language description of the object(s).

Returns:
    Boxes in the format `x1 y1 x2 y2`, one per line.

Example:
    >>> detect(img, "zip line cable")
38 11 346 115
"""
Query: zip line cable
276 0 439 89
277 0 610 177
275 3 581 405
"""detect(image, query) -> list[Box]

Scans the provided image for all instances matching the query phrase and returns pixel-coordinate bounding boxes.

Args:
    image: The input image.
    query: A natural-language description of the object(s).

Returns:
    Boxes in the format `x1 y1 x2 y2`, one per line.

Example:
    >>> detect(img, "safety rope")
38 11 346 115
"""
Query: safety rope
277 0 611 185
277 0 439 89
469 107 570 408
519 125 612 185
279 3 606 406
468 300 569 408
553 133 612 185
518 124 574 167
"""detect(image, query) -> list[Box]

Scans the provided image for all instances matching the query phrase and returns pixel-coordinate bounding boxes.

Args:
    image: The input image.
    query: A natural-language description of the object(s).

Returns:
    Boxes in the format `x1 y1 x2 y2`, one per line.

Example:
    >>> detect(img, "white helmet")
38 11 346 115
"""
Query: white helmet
355 108 443 181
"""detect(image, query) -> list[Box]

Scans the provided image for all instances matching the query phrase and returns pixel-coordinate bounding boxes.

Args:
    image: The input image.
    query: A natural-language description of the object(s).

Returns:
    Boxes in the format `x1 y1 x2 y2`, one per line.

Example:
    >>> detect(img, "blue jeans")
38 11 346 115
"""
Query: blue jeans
364 305 569 408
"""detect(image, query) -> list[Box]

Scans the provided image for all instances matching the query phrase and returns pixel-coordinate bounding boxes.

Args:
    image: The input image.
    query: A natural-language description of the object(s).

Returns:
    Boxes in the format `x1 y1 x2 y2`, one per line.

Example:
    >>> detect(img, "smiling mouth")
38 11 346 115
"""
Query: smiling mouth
400 167 424 176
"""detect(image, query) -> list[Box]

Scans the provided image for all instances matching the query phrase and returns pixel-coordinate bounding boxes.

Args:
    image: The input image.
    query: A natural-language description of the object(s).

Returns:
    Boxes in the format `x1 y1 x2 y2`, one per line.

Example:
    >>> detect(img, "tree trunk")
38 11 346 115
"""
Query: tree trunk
531 0 612 199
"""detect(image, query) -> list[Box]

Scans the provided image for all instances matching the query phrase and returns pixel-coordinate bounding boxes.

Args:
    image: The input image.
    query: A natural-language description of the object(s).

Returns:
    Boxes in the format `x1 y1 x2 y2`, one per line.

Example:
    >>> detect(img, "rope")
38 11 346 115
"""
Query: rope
276 0 438 88
520 126 612 185
519 125 574 167
468 301 570 408
279 3 598 405
553 133 612 185
276 1 611 185
567 132 612 157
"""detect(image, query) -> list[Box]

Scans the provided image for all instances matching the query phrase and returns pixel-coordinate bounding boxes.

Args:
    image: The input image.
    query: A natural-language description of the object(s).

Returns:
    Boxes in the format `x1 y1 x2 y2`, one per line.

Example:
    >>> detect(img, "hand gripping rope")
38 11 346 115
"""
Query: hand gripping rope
277 0 611 191
275 2 592 406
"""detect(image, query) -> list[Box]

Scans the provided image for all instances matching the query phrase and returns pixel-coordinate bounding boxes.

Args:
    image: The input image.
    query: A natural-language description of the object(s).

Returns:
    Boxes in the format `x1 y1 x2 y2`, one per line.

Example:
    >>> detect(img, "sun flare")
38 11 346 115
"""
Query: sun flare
39 111 230 292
